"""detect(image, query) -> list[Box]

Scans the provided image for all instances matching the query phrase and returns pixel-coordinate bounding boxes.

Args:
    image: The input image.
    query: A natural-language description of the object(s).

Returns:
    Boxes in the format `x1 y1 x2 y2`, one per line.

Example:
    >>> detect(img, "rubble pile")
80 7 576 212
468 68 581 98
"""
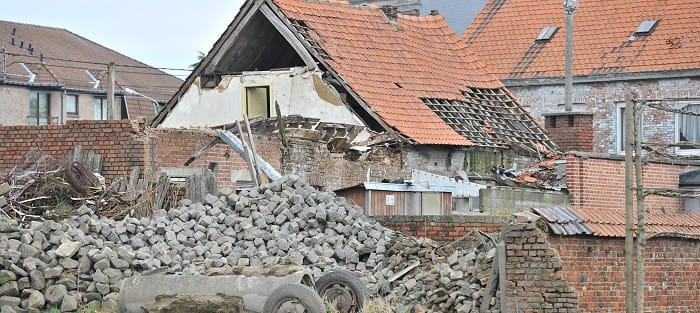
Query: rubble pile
0 174 497 312
0 175 393 312
376 233 497 312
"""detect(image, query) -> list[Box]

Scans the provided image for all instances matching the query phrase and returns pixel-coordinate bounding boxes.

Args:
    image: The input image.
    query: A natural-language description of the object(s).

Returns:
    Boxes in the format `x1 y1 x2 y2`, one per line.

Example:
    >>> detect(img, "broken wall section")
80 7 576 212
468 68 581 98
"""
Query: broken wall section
503 217 579 313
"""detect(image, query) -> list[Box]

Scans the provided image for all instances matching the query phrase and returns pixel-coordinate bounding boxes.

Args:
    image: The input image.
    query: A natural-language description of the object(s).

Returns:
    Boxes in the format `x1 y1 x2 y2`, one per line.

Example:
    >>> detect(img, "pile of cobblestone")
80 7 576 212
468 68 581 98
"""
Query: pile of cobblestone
0 175 495 312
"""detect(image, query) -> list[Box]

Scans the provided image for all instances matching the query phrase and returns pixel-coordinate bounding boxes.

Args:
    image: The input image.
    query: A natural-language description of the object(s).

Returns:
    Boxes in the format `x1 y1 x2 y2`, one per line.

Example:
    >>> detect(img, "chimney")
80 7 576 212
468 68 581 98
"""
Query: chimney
430 9 440 16
380 5 398 20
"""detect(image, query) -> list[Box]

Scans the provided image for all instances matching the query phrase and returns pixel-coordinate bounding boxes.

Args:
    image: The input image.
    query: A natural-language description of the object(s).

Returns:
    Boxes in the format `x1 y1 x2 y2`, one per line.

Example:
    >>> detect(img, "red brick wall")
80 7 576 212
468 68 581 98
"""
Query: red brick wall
544 113 594 152
504 221 579 313
147 129 283 189
373 215 506 241
549 235 700 313
566 153 698 214
0 120 145 182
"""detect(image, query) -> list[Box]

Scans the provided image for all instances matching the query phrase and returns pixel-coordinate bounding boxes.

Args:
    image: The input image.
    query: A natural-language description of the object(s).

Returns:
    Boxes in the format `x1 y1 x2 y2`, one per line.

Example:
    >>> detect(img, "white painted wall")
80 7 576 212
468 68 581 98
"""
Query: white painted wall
159 67 363 128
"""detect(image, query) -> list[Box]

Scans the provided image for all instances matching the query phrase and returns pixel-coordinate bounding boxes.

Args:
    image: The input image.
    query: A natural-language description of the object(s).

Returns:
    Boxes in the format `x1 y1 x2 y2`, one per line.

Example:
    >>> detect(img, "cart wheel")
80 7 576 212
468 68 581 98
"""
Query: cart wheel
263 283 326 313
315 270 367 313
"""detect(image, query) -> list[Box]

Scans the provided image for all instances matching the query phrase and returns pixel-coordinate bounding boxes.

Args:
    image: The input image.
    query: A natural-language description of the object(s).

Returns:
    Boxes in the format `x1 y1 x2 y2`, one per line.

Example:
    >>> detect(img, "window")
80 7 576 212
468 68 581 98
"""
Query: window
677 103 700 152
535 26 559 41
617 104 643 153
635 20 659 35
66 94 79 115
94 98 107 120
29 92 50 125
244 86 271 118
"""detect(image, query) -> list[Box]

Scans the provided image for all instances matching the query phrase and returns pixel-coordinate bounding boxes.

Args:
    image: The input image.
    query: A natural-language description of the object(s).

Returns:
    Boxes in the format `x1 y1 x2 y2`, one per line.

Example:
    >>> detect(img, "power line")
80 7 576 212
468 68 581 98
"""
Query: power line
3 50 193 72
14 61 189 78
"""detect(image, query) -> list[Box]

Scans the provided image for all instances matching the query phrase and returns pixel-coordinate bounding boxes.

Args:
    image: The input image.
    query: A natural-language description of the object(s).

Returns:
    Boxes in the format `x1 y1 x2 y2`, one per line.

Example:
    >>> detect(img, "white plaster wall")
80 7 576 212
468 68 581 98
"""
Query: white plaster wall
0 85 29 126
159 67 362 128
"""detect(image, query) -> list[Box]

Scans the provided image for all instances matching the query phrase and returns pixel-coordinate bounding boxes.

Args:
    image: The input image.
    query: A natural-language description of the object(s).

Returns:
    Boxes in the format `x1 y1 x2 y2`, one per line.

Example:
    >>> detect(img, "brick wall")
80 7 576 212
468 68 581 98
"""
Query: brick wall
543 113 593 152
549 235 700 312
566 152 698 214
508 78 699 154
503 219 579 313
373 215 506 241
0 120 145 181
146 128 283 189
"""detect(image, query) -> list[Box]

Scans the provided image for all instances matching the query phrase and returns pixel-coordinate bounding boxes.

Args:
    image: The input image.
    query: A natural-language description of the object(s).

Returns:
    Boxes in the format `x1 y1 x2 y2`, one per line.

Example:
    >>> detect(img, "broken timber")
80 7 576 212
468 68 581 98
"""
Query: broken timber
217 130 281 181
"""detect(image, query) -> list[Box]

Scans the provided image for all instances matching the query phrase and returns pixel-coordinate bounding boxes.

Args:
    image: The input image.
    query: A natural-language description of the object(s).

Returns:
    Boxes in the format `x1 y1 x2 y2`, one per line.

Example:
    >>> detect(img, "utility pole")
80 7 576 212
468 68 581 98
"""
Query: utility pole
107 62 116 119
563 0 578 112
623 91 635 313
633 95 646 313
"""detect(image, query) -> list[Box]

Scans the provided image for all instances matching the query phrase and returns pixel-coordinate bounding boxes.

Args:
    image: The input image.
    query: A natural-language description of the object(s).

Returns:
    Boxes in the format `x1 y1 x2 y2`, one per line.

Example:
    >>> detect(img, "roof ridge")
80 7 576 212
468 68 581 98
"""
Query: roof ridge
0 19 69 32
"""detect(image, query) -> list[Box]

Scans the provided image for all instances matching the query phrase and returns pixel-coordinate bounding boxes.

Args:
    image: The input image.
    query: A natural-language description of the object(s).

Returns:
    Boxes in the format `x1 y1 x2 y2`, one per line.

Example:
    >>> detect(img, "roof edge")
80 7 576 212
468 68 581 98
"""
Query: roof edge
502 69 700 87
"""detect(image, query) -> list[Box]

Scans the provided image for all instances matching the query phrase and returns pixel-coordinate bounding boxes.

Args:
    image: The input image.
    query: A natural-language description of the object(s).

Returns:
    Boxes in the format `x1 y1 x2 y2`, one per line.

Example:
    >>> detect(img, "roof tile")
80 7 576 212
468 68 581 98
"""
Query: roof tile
463 0 700 78
0 20 182 120
273 0 557 147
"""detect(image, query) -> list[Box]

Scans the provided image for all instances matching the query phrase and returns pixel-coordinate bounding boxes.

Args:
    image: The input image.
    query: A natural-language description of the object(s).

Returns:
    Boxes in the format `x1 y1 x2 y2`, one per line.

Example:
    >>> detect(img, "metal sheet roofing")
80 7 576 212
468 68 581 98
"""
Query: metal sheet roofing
533 207 700 238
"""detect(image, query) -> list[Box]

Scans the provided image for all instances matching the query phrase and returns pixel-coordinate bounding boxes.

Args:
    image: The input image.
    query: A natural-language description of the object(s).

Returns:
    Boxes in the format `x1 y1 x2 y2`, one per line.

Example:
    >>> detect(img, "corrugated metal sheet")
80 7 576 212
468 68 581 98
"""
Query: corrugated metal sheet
532 207 592 235
533 207 700 238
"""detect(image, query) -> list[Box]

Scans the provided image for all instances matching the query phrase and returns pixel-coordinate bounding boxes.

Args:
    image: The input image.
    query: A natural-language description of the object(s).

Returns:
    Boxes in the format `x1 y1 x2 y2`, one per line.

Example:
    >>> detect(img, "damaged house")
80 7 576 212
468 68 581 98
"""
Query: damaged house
152 0 557 194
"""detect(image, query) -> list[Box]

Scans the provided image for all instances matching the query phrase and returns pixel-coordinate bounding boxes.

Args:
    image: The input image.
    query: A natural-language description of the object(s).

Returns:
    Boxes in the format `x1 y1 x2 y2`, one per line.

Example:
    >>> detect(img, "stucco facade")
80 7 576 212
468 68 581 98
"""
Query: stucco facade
159 67 363 128
0 85 125 126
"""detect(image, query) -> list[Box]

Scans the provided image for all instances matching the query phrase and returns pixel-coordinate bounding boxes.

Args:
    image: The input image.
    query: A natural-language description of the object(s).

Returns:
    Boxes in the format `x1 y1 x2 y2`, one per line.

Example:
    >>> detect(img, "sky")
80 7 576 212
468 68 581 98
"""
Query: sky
2 0 245 79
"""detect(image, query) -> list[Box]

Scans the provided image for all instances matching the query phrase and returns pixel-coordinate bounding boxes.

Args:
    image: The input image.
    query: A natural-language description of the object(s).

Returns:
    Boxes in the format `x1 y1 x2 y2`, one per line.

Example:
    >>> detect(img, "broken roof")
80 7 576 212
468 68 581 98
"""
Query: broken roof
154 0 556 151
463 0 700 79
533 207 700 238
0 20 182 119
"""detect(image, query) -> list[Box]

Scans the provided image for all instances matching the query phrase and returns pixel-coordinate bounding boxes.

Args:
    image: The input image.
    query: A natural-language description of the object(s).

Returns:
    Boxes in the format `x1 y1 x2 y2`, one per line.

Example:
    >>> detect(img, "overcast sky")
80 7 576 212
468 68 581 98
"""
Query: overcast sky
3 0 245 78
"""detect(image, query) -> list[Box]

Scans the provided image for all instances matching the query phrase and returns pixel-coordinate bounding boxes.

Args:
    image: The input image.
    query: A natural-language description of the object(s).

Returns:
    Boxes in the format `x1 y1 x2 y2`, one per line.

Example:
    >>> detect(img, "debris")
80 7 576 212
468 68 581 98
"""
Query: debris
0 173 501 312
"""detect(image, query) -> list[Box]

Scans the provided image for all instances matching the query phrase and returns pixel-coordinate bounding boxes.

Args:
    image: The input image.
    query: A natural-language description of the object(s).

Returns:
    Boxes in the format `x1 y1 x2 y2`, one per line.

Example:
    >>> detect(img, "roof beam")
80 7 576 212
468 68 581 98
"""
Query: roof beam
259 4 317 69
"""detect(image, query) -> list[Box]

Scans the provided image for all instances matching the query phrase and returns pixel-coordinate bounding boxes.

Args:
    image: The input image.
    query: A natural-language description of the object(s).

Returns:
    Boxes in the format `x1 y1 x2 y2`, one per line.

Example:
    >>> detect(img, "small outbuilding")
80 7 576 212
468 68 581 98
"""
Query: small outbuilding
335 182 452 216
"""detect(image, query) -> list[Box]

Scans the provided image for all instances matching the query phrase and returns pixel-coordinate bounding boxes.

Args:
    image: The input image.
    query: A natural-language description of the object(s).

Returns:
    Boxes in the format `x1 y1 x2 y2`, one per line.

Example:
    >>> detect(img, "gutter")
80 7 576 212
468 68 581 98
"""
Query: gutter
502 69 700 87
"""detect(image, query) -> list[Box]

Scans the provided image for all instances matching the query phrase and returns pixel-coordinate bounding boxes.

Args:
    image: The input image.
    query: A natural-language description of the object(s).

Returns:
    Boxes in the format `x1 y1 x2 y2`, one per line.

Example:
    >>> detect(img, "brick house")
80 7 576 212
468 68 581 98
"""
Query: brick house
0 20 181 126
152 0 557 187
462 0 700 156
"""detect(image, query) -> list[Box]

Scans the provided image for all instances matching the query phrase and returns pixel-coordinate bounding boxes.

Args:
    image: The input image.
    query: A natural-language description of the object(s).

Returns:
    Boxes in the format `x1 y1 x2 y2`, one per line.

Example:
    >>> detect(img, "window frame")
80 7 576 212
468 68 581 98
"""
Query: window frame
29 91 51 125
94 97 108 120
616 101 643 154
242 84 274 119
66 94 79 115
675 102 700 155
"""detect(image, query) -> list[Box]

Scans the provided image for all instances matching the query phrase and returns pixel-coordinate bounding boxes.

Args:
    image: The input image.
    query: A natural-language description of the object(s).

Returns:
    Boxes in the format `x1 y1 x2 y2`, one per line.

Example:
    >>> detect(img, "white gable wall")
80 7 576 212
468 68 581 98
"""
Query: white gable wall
159 67 362 128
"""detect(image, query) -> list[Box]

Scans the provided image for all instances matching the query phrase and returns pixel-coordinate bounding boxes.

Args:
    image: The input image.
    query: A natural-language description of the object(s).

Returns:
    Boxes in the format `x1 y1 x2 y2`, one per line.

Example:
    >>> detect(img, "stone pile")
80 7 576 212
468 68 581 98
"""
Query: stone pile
0 175 393 312
374 233 497 313
0 174 497 313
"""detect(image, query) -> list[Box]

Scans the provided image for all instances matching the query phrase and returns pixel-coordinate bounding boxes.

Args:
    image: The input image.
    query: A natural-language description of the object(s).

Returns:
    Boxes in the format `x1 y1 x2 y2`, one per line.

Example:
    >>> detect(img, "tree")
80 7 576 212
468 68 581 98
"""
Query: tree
189 51 206 69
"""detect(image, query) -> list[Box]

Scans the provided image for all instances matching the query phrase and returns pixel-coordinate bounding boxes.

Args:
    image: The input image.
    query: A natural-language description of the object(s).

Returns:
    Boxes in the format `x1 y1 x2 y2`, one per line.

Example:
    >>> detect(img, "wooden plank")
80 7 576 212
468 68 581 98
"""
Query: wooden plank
72 145 83 162
244 115 265 184
236 120 259 187
217 130 281 181
275 101 288 148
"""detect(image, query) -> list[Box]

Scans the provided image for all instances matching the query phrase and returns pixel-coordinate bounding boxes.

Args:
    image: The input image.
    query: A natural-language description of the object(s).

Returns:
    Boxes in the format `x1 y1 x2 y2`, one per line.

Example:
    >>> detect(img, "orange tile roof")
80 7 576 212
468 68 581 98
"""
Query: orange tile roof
273 0 546 146
0 20 182 120
535 207 700 238
463 0 700 78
